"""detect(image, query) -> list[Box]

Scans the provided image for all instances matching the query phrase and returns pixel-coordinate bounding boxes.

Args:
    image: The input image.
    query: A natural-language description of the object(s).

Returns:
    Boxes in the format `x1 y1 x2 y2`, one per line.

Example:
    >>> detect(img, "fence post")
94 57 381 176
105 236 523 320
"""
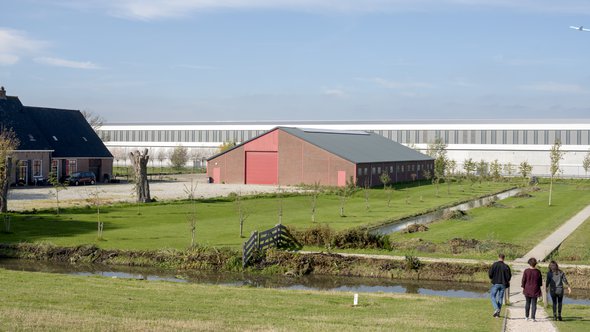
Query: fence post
256 230 260 250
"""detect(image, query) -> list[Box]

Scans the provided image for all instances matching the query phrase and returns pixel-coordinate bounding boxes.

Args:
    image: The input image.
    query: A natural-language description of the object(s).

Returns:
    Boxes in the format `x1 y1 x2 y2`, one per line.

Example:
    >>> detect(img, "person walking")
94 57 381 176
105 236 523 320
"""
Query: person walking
488 253 511 317
521 257 542 322
546 260 572 321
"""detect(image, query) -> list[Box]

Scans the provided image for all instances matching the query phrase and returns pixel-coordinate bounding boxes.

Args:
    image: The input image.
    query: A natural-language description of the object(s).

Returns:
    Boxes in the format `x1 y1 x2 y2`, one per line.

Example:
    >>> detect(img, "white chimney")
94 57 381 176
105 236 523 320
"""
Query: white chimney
0 86 6 100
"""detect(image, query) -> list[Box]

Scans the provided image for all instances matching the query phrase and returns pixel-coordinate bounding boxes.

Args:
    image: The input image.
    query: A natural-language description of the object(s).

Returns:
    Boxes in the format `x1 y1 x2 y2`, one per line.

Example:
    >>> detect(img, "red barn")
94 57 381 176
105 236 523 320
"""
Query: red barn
207 127 434 187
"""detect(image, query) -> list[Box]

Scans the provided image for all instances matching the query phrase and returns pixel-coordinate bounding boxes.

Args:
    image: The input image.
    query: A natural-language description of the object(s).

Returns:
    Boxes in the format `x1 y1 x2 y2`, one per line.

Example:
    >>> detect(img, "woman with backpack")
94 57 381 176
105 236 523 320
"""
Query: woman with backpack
546 260 572 321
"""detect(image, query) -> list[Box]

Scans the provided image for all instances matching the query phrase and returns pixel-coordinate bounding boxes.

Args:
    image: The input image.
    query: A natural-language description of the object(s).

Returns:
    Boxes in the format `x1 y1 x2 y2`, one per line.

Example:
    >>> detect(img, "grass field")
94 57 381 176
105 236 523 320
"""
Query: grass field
545 305 590 332
0 182 513 250
552 216 590 264
372 181 590 259
0 268 503 332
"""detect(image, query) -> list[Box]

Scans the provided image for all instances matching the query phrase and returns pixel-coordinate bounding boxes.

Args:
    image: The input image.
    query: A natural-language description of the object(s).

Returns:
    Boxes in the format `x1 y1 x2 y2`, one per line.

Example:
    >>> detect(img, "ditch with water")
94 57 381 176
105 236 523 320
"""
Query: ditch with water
370 187 523 235
1 258 589 304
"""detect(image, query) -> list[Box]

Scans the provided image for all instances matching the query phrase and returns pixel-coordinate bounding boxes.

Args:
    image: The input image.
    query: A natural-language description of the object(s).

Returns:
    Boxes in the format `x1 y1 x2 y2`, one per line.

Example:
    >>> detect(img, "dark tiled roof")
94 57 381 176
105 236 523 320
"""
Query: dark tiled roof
0 97 53 151
280 127 433 163
25 106 112 158
0 95 112 158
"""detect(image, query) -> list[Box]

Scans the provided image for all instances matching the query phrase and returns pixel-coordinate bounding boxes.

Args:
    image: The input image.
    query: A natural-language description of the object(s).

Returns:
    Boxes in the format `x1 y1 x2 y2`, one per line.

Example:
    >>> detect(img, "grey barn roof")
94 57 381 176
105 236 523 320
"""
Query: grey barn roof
280 127 432 164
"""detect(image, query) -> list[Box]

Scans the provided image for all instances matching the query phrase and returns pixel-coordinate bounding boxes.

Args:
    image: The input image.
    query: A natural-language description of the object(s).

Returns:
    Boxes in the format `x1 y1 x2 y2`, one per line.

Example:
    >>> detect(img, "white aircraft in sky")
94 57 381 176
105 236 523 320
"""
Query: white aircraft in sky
570 25 590 32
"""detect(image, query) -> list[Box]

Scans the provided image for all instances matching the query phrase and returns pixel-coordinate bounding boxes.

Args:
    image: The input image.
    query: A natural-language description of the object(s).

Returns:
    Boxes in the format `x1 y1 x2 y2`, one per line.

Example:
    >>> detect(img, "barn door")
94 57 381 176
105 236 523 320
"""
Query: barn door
245 151 278 185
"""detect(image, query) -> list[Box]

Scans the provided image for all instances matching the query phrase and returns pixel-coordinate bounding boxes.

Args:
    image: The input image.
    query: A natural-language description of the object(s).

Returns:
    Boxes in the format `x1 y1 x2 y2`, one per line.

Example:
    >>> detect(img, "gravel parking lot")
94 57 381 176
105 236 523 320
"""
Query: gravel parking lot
7 174 299 211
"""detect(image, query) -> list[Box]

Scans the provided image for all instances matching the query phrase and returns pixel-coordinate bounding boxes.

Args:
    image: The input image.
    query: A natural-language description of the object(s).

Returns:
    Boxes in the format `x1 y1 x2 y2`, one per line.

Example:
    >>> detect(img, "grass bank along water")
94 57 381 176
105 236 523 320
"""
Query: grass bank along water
0 268 504 332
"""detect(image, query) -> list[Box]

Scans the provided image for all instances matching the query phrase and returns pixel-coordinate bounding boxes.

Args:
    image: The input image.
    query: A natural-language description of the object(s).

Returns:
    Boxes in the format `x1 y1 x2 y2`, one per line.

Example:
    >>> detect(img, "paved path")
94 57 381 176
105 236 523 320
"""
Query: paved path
505 203 590 332
515 204 590 263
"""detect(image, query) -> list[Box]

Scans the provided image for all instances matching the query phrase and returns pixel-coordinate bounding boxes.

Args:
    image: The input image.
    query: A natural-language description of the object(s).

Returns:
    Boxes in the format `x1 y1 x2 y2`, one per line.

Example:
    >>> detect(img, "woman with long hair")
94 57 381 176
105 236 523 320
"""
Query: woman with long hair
521 257 542 322
546 260 572 321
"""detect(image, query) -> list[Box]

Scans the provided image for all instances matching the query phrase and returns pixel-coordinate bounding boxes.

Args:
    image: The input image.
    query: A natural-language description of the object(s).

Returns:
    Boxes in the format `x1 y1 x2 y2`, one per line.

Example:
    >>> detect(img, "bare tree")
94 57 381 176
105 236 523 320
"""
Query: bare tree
0 127 18 213
86 186 105 240
235 191 250 238
339 182 349 217
503 163 515 177
184 179 198 247
277 185 283 224
363 181 370 211
583 151 590 178
310 181 321 222
48 172 67 215
81 110 109 141
445 159 456 195
476 160 488 185
463 158 477 188
549 140 564 206
156 148 167 179
129 149 151 203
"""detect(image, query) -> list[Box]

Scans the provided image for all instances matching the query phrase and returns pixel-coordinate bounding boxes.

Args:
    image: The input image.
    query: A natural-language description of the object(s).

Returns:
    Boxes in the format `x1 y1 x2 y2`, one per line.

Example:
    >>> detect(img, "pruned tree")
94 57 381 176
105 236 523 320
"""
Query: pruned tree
0 127 19 213
48 172 67 215
548 140 564 206
583 151 590 178
310 181 321 223
422 169 432 187
129 149 151 203
379 172 391 189
184 179 198 247
519 161 533 187
338 177 354 217
277 185 283 224
445 159 456 195
156 148 167 178
427 138 448 197
363 180 370 211
235 191 249 238
170 145 189 170
490 159 502 182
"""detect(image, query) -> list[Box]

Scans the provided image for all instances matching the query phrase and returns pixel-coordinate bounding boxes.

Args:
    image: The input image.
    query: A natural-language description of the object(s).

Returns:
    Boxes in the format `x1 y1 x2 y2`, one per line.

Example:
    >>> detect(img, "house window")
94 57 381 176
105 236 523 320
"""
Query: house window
396 165 400 172
390 166 394 173
401 165 405 172
357 168 362 176
363 168 368 176
51 160 59 179
33 160 42 177
377 167 381 174
417 164 421 172
372 167 376 175
66 159 77 175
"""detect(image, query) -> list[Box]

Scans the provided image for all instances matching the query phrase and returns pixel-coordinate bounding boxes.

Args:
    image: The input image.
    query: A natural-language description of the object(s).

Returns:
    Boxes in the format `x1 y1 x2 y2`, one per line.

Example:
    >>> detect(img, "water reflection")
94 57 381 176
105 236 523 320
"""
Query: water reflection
2 258 588 304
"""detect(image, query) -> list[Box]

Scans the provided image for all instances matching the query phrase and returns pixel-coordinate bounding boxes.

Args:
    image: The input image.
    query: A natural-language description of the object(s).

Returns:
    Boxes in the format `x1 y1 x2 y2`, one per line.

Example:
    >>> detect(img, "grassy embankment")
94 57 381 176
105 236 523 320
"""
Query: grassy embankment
317 181 590 260
552 216 590 264
545 305 590 332
0 182 513 250
0 268 503 332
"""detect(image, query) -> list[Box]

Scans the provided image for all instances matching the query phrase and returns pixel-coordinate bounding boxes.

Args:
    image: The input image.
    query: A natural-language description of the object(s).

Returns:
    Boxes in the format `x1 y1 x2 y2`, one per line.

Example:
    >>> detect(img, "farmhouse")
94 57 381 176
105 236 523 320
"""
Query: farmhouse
207 127 434 187
0 87 113 185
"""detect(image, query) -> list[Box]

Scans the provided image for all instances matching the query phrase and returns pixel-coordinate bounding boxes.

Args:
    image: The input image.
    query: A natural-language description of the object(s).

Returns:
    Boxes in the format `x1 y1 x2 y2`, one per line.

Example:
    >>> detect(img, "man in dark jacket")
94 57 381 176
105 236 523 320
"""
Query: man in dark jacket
488 253 512 317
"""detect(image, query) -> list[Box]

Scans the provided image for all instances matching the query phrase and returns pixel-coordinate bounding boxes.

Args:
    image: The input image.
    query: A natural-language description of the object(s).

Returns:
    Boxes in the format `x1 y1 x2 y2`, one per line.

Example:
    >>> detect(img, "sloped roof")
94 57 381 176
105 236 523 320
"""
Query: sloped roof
25 106 112 158
280 127 432 163
0 95 112 158
209 126 433 163
0 96 53 151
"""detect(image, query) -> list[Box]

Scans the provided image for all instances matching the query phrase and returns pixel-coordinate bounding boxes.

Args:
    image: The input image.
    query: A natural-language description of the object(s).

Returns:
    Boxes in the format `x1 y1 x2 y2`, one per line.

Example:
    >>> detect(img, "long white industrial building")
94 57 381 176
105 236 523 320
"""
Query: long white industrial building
98 120 590 177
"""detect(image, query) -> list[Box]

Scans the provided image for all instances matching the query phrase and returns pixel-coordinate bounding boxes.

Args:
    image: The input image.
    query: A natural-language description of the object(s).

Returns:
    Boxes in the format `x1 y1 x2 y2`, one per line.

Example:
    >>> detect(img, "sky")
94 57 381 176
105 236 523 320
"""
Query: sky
2 0 590 123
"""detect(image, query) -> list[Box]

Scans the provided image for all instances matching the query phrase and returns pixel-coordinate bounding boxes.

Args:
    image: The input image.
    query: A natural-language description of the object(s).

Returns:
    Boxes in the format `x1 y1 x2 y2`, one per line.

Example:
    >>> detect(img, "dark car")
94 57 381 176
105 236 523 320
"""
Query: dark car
67 171 96 185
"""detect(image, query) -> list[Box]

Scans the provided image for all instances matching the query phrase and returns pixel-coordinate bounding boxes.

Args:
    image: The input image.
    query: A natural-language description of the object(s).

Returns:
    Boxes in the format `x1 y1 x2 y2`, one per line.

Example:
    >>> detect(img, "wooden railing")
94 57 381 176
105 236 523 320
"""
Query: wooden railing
242 224 301 268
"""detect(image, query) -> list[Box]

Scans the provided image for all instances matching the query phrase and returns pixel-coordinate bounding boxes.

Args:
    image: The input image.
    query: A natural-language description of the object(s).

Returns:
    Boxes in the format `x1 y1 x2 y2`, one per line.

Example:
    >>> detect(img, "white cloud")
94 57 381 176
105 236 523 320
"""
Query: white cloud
34 57 101 70
56 0 590 20
322 88 347 98
521 82 587 94
365 77 433 89
0 28 47 65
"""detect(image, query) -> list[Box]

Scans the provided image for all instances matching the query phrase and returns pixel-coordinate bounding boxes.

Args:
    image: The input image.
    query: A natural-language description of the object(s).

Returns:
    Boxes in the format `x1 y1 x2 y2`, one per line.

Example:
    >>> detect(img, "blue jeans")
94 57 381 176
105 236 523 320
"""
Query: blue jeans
490 284 506 311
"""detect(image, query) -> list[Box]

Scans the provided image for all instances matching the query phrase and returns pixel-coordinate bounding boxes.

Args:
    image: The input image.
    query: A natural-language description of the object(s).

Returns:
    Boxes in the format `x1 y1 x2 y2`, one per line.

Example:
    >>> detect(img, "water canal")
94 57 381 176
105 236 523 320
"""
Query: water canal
1 258 589 305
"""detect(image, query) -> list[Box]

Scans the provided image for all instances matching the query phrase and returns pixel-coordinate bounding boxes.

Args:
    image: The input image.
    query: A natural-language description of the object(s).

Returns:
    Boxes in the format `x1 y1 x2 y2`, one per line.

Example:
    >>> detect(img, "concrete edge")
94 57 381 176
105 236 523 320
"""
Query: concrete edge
502 307 508 332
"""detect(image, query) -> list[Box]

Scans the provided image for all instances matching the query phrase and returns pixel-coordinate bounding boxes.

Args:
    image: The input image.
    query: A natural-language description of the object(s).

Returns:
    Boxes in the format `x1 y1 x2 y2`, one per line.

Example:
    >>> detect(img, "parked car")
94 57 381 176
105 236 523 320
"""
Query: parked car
67 171 96 185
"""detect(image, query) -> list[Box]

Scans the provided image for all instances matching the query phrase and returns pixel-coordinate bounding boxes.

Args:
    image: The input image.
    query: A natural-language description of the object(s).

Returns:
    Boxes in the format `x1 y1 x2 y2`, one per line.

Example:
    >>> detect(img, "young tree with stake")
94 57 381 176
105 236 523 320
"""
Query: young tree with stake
548 140 564 206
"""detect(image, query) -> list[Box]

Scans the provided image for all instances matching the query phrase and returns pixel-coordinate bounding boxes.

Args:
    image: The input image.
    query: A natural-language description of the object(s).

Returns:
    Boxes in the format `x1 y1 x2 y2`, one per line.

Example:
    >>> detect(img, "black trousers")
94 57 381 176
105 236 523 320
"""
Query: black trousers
551 293 564 316
525 296 538 319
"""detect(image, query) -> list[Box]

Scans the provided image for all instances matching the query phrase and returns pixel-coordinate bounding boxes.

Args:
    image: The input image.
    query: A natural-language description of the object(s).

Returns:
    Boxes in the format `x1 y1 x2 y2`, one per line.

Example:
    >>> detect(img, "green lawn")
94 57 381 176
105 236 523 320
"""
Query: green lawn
553 217 590 264
0 268 503 332
380 181 590 259
545 305 590 332
0 182 513 250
